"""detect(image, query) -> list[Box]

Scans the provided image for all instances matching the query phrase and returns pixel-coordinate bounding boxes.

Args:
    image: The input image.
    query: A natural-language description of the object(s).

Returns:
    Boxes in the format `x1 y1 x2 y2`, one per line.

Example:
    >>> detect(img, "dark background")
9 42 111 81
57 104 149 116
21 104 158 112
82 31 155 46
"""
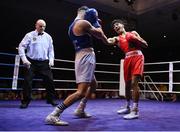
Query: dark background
0 0 180 99
1 0 180 64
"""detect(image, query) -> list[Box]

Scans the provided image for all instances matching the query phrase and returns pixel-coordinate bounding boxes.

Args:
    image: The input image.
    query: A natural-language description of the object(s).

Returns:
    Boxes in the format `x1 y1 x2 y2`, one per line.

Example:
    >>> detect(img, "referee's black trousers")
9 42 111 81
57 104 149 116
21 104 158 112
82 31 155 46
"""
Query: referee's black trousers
22 58 56 102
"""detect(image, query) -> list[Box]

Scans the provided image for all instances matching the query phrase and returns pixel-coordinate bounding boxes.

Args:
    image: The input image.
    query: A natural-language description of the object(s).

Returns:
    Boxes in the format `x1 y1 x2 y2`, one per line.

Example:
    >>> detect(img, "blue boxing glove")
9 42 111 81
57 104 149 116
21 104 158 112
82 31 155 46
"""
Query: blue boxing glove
84 8 101 28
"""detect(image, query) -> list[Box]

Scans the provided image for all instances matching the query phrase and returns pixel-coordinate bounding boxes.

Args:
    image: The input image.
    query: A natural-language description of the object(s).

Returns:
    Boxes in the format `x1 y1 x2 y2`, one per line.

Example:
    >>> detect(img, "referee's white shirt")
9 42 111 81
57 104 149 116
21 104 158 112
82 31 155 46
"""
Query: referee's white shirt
18 30 54 62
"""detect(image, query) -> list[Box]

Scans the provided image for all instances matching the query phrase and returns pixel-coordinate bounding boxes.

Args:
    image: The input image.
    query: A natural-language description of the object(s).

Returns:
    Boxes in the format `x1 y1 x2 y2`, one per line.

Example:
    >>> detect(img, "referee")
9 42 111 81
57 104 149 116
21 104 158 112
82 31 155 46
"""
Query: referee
18 19 57 108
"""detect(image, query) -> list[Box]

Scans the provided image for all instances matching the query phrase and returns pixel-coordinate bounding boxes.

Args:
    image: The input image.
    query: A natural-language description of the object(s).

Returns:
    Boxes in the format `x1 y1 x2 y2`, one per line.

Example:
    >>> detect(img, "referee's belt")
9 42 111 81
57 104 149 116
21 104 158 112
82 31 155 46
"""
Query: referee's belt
125 50 142 58
27 57 48 62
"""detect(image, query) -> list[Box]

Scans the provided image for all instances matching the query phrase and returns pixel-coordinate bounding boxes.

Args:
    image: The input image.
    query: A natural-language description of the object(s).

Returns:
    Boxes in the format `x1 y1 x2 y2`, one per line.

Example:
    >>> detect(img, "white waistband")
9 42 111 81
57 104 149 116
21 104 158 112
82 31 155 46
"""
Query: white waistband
75 48 94 60
125 50 142 58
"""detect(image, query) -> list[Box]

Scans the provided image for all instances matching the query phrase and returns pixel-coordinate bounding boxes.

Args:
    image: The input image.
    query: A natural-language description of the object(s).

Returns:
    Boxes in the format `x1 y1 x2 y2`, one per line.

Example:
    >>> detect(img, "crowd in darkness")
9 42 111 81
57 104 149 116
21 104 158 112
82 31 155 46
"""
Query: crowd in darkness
0 89 179 102
0 90 120 100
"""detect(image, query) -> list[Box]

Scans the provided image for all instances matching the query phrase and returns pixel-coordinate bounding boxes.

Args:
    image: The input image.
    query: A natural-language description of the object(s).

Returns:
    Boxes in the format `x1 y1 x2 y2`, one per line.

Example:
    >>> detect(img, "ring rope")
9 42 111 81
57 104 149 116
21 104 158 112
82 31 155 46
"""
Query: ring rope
144 71 169 74
145 60 180 65
52 67 119 74
0 52 16 56
1 52 180 98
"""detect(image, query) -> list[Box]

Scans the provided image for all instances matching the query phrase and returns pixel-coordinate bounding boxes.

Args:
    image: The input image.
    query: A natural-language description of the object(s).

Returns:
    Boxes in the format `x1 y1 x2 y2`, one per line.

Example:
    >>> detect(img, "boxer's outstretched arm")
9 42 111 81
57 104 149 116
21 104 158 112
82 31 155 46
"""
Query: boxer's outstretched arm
107 37 119 45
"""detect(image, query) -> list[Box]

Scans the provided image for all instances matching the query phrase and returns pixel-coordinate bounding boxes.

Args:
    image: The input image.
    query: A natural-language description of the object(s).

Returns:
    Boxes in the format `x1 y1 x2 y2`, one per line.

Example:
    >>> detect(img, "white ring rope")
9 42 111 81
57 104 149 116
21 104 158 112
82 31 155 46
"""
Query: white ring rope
95 70 119 74
144 71 169 74
52 67 74 71
140 82 180 85
55 58 120 66
54 58 74 63
144 70 180 74
54 59 120 66
145 60 180 65
33 88 119 92
140 90 180 94
52 67 119 74
96 62 120 66
1 52 180 100
54 80 118 84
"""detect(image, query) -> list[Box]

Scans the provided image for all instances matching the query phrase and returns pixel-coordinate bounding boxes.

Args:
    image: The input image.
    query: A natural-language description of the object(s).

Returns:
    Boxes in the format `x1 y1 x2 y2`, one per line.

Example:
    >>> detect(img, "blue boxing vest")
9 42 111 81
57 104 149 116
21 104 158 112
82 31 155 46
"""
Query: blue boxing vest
68 19 93 52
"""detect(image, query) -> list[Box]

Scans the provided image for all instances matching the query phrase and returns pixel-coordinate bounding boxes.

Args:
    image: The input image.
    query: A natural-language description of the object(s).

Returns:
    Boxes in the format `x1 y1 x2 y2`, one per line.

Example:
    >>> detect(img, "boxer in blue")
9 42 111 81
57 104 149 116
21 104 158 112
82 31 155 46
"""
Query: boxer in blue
45 6 108 125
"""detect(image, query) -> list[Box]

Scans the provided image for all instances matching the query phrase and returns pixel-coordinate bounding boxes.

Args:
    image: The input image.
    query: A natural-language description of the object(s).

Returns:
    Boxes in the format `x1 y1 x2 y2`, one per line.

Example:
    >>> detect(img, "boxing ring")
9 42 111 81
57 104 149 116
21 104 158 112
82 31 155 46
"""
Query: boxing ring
0 52 180 131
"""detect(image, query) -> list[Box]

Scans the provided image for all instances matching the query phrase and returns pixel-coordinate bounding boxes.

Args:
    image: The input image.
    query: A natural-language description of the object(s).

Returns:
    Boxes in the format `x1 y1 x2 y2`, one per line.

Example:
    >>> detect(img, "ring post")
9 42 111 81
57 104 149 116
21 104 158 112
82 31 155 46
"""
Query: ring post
12 55 20 90
169 62 173 92
119 59 125 96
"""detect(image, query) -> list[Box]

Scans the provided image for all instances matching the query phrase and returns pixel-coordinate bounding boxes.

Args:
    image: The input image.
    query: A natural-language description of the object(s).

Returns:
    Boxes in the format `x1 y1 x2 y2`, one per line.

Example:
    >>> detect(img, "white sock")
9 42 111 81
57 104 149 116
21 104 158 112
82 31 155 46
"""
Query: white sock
76 98 87 111
77 101 86 111
51 107 62 116
132 102 138 110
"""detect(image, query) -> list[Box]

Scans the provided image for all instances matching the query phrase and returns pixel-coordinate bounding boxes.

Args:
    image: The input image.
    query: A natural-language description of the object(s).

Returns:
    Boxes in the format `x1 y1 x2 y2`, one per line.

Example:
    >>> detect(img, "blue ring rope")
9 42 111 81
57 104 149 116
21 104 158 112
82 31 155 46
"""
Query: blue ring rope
0 63 24 67
0 77 42 81
0 52 17 56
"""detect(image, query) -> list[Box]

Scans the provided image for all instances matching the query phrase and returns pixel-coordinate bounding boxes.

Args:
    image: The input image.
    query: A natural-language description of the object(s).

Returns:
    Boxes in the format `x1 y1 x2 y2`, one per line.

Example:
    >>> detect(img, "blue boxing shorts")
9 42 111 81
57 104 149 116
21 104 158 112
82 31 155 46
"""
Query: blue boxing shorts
75 48 96 84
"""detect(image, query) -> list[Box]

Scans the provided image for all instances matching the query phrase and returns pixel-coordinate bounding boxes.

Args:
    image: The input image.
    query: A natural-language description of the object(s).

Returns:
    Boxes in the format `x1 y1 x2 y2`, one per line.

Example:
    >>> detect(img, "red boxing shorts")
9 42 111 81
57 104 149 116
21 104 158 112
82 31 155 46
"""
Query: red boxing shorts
124 50 144 83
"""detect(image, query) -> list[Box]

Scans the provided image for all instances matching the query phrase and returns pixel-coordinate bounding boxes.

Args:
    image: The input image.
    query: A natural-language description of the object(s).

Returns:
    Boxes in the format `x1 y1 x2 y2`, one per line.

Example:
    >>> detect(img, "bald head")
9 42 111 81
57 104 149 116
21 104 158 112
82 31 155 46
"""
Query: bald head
35 19 46 33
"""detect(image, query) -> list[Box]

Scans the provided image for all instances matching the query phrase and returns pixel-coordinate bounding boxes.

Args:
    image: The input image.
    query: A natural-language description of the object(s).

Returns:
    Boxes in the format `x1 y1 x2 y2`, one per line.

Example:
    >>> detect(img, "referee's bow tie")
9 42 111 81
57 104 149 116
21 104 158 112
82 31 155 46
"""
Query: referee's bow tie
38 32 44 36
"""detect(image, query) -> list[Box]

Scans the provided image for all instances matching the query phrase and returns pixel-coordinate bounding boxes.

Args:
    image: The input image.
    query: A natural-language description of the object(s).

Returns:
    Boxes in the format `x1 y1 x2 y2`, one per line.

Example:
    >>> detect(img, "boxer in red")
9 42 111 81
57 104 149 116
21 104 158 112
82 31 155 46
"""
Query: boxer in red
107 19 148 119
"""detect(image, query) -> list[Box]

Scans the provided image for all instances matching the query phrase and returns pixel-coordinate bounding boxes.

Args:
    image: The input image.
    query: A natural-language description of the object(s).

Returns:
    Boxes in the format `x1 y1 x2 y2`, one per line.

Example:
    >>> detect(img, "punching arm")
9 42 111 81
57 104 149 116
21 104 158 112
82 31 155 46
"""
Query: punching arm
107 36 119 45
